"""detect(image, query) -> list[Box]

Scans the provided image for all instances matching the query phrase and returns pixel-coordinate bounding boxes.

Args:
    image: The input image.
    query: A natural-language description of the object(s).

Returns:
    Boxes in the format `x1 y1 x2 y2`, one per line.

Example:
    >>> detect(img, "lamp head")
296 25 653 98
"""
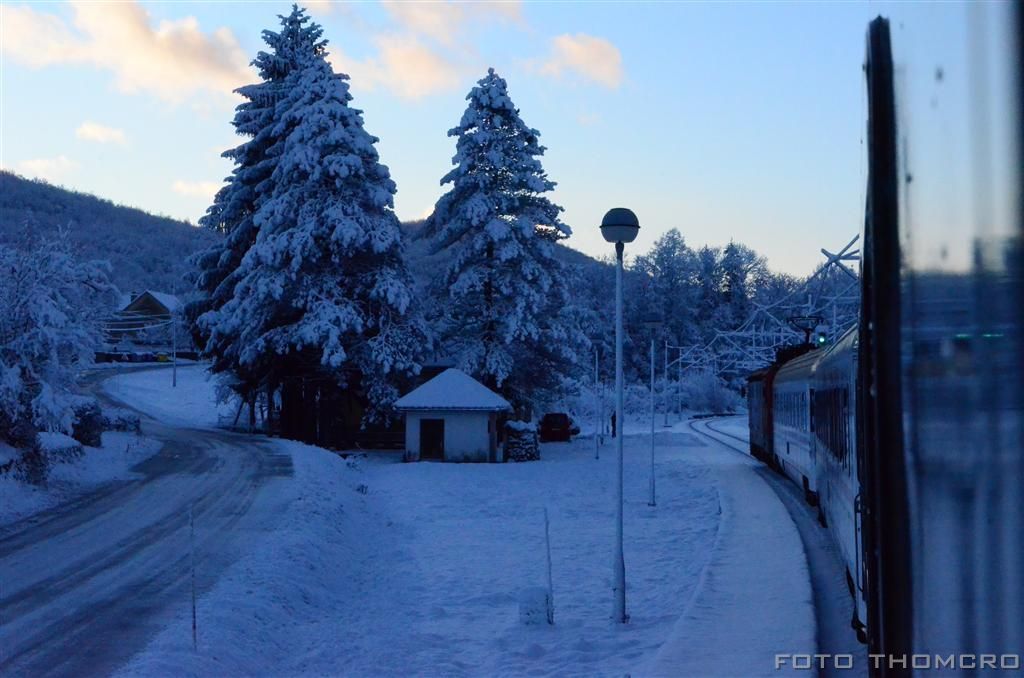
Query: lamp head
600 208 640 244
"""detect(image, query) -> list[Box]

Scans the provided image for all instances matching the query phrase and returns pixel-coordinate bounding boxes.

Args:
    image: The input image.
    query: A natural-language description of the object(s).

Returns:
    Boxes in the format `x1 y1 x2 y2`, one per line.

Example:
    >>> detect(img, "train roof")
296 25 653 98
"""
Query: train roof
746 367 771 382
775 346 822 383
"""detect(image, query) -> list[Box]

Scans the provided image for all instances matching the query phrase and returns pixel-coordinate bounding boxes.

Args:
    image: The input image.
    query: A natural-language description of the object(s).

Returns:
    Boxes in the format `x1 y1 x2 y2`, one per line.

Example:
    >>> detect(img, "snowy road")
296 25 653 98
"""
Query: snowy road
0 368 294 676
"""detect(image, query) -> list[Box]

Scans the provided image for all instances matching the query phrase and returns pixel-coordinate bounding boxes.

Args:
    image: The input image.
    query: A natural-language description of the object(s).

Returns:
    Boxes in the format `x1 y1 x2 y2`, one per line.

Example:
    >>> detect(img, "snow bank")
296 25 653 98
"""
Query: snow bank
102 365 236 429
0 432 162 527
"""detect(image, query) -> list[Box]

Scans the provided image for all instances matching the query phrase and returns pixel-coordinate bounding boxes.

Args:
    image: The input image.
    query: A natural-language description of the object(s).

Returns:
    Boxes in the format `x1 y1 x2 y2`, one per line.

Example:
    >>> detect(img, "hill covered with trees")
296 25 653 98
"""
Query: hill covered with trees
0 171 219 297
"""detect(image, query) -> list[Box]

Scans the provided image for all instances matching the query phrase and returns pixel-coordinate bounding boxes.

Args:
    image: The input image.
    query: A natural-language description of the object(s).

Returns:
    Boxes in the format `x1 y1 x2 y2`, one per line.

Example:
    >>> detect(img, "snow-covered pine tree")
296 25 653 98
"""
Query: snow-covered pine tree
203 40 426 416
422 68 587 410
188 6 326 397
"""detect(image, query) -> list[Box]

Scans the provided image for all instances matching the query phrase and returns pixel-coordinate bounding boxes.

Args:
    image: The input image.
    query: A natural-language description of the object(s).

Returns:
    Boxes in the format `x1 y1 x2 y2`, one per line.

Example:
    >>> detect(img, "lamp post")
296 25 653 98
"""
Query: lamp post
601 207 639 624
643 315 663 507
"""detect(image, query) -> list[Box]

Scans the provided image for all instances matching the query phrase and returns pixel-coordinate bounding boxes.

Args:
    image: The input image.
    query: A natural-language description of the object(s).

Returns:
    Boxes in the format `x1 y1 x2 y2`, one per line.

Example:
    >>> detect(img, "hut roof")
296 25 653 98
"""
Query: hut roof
395 369 511 412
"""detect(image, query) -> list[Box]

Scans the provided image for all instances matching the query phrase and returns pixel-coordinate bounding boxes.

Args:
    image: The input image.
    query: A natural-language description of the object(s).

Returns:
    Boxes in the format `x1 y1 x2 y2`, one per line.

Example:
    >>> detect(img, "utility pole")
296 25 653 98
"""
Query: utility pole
171 307 178 388
594 349 600 460
649 335 656 506
663 339 669 427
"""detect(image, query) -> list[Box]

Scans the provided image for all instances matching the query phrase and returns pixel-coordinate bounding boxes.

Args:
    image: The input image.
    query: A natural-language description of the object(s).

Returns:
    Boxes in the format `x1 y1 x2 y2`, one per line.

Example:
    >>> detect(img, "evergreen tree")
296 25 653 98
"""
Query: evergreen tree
188 6 326 397
202 36 426 414
422 68 587 410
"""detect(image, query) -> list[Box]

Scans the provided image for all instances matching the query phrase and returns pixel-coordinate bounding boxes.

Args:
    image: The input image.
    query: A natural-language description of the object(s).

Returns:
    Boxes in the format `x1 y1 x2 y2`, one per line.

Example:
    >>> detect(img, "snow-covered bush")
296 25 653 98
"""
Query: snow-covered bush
71 399 103 447
100 407 141 433
679 371 741 414
0 231 113 447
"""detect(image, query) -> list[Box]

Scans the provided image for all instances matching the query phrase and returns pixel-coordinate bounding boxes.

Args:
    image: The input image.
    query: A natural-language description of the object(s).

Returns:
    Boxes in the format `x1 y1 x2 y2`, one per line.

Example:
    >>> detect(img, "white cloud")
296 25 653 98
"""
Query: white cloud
1 2 252 103
328 1 525 100
332 35 462 101
380 1 522 47
540 34 624 89
17 155 78 183
304 1 336 17
75 121 127 145
172 180 222 199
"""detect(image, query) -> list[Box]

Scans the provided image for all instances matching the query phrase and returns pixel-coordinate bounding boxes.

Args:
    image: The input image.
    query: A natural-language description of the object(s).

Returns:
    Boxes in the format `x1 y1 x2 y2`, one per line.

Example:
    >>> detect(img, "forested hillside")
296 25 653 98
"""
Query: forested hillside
0 171 219 296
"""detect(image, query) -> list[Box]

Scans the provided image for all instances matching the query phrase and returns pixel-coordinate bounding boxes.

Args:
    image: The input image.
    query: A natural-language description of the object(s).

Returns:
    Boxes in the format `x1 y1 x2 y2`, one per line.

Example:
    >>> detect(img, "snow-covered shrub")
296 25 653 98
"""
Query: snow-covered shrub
0 442 19 478
560 379 673 434
505 421 539 462
71 399 104 447
679 371 741 414
0 230 114 446
100 407 141 433
37 432 84 464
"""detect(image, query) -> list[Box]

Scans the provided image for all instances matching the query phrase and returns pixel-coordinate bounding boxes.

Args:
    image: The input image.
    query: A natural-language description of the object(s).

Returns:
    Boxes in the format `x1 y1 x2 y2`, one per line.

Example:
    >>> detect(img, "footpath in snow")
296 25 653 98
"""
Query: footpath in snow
106 366 815 677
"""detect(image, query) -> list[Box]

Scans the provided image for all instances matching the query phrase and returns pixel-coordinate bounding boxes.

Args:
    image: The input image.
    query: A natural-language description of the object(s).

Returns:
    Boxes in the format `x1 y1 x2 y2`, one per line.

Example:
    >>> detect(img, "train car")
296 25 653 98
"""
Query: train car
743 9 1023 668
808 326 867 637
772 349 821 504
745 367 771 463
747 344 816 467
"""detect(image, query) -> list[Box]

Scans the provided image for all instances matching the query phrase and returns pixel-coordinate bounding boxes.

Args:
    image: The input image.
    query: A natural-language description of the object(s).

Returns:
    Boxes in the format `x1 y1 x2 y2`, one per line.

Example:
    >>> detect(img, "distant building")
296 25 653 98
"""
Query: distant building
395 368 512 462
105 290 183 347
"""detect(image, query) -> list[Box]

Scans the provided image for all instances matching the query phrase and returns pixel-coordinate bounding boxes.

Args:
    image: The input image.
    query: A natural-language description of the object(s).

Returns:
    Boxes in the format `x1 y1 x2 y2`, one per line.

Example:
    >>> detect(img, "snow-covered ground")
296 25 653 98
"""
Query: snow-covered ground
0 431 162 528
102 364 236 428
102 368 817 676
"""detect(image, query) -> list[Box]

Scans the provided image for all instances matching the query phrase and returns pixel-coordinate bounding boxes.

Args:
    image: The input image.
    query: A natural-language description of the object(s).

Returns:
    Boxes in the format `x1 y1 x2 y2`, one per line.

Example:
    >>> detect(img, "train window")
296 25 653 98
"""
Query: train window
808 390 815 432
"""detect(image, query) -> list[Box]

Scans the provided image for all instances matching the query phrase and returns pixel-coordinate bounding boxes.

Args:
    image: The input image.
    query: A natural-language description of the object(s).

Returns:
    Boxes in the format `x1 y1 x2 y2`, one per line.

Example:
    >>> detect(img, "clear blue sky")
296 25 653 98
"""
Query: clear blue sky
0 1 974 275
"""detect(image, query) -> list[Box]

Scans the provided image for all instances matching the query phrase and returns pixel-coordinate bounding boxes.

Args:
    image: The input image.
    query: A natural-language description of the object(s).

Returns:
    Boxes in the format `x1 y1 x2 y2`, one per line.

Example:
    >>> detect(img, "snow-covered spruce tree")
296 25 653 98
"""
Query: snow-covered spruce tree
188 6 327 399
0 231 113 447
422 68 588 411
202 44 426 417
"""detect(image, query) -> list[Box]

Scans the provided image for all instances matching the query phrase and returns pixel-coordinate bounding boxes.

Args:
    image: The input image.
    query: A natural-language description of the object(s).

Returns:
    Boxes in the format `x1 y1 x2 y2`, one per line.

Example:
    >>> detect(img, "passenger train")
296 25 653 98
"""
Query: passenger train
745 9 1022 675
747 327 867 640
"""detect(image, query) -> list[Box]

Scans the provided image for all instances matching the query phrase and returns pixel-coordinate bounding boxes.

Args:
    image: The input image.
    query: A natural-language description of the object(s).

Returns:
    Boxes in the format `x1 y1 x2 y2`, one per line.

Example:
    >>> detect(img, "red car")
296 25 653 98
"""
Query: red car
538 413 580 442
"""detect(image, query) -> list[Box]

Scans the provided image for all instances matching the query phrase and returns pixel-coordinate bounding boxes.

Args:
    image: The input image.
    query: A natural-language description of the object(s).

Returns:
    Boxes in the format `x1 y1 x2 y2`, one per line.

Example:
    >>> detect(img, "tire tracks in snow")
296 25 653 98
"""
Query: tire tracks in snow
0 367 295 677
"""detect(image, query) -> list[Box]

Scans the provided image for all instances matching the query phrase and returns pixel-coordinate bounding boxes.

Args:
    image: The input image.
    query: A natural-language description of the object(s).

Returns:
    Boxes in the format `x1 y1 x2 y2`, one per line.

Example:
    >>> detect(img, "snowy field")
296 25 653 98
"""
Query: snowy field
120 436 723 676
103 364 236 428
103 367 814 676
0 432 162 528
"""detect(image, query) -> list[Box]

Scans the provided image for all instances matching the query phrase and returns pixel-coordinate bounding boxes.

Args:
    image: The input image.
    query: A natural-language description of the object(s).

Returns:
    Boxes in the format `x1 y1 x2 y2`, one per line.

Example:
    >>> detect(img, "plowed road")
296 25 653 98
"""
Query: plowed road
0 368 293 676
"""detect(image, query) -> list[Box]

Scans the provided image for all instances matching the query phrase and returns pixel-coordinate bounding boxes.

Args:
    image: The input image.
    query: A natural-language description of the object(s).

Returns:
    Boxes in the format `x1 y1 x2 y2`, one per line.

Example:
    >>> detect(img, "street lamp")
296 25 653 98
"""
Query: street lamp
601 207 639 624
643 314 662 507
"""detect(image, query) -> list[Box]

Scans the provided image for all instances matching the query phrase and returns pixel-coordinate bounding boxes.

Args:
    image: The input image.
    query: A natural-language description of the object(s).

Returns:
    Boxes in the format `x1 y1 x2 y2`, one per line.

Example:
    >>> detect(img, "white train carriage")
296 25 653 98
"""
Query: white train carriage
772 350 820 503
809 327 867 636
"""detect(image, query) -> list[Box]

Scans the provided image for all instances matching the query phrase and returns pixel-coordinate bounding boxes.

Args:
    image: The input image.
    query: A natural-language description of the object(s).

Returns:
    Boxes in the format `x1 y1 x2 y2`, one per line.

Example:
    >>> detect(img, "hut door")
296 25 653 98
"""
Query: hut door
420 419 445 460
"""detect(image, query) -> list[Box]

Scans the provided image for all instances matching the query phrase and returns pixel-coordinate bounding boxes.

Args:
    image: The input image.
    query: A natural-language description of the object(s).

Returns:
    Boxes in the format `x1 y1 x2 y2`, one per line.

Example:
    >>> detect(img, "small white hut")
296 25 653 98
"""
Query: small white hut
395 368 512 462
